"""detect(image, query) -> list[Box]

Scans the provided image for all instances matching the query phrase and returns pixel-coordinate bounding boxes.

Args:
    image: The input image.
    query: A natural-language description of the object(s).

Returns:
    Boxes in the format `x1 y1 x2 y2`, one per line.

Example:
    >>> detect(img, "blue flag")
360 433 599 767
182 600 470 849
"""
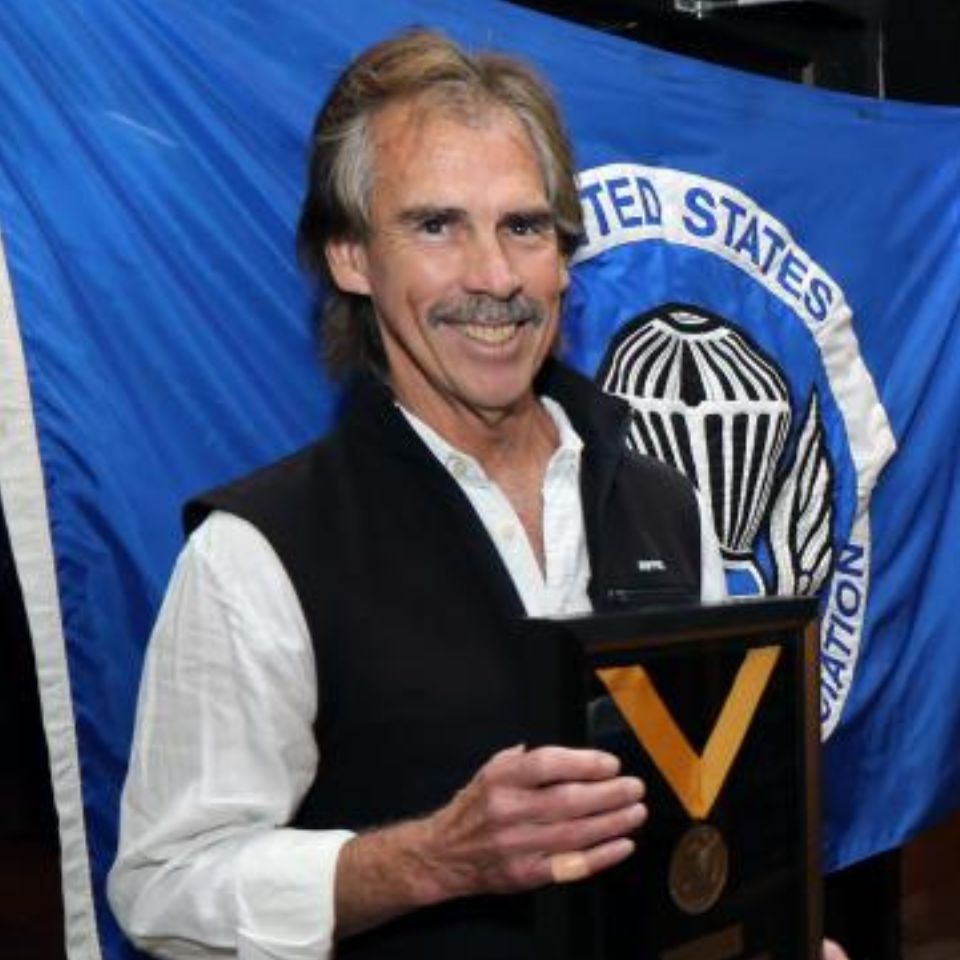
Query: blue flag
0 2 958 957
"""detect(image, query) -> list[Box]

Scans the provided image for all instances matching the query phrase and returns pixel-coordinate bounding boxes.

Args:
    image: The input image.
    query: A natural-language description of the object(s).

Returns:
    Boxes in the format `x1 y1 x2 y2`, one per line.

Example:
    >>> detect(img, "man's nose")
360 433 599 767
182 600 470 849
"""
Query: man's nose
463 233 522 300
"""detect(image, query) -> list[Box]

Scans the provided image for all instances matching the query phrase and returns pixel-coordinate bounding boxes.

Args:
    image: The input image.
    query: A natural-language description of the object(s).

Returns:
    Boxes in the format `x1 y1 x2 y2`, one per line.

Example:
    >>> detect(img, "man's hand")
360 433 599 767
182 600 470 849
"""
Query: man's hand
419 744 646 897
823 939 849 960
334 744 645 938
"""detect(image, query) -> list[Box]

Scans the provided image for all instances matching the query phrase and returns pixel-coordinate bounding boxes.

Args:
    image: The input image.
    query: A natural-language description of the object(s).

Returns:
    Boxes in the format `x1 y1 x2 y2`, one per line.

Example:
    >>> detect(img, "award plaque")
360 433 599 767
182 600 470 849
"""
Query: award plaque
518 596 822 960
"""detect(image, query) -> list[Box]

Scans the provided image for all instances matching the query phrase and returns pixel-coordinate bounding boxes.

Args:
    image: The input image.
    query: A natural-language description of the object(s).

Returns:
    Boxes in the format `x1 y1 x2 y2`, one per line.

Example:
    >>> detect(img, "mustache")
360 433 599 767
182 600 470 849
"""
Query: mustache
427 294 547 329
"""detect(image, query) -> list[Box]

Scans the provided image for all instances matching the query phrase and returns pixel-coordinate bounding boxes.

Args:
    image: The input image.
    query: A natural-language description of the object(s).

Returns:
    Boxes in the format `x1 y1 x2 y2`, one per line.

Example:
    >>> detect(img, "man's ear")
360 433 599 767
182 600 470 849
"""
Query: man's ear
325 238 372 296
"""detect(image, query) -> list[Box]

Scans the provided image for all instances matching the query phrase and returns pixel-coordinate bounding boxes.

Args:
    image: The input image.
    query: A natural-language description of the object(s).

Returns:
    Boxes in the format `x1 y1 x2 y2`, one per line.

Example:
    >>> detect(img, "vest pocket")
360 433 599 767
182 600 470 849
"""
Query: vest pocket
602 582 697 608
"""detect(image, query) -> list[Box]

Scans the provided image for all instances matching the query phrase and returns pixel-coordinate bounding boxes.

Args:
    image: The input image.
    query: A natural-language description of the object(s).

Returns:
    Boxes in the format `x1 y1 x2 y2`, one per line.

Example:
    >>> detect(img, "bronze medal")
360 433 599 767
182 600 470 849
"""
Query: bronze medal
668 823 729 915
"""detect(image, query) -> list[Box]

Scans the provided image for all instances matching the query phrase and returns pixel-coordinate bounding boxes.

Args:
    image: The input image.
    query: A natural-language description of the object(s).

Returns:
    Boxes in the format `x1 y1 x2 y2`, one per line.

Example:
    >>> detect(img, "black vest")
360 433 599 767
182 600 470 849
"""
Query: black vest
185 362 701 959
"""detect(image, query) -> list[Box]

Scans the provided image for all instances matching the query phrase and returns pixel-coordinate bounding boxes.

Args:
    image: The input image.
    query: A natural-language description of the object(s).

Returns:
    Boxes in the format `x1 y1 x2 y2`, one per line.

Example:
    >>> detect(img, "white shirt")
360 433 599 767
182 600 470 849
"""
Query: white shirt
401 398 593 618
108 400 726 960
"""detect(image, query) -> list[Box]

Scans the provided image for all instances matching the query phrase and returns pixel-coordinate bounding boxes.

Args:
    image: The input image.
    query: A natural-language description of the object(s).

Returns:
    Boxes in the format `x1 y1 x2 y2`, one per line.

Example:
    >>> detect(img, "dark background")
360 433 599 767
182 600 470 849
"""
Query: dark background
3 1 959 957
512 0 960 104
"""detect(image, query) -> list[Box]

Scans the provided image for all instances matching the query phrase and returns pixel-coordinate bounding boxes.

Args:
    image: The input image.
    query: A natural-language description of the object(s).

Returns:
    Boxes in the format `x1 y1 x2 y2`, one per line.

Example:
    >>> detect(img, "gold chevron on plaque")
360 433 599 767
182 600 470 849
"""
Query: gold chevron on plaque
596 645 781 820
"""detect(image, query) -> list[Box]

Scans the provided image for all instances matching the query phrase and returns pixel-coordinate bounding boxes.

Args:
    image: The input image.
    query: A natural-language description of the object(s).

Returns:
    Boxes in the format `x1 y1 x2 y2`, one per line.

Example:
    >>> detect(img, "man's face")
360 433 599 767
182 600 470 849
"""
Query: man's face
327 98 569 427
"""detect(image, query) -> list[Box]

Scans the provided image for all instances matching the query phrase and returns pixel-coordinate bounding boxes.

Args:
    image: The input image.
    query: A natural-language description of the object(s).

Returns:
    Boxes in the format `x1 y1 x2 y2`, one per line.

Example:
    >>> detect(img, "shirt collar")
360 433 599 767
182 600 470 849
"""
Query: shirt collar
398 397 583 485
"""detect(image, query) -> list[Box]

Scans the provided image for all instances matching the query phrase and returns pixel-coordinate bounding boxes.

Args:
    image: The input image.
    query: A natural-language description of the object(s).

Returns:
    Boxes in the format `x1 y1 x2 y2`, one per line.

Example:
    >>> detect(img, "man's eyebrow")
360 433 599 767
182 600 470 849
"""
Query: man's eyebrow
500 207 557 227
395 205 465 226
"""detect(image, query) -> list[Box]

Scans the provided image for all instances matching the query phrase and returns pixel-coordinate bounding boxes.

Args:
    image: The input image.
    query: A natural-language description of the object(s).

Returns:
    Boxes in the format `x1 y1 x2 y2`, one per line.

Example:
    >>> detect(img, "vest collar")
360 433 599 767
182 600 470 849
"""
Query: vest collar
342 361 631 598
343 358 630 463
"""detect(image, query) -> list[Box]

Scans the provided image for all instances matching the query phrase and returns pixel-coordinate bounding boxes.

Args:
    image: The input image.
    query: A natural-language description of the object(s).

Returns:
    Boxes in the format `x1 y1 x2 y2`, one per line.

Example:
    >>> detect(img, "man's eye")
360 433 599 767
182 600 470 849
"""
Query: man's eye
419 216 449 235
506 215 551 237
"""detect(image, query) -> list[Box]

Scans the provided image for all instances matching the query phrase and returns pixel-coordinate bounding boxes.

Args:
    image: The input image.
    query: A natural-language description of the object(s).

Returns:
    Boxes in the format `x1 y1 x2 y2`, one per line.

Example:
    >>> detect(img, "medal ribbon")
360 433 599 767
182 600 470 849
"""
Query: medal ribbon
596 646 781 820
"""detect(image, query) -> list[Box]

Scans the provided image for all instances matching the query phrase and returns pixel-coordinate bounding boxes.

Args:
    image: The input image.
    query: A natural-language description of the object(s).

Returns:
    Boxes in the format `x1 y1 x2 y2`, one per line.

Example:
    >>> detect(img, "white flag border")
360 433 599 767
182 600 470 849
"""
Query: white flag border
0 234 102 960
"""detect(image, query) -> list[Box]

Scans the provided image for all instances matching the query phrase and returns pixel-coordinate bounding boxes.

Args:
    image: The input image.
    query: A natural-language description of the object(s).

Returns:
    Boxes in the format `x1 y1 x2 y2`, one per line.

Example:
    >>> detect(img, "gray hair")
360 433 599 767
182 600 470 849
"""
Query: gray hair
296 28 583 379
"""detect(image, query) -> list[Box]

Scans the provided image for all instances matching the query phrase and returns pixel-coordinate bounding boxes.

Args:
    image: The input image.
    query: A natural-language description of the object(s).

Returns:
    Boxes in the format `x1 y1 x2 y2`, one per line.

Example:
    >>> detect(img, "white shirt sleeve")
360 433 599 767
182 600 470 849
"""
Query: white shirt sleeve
108 512 353 960
696 491 728 603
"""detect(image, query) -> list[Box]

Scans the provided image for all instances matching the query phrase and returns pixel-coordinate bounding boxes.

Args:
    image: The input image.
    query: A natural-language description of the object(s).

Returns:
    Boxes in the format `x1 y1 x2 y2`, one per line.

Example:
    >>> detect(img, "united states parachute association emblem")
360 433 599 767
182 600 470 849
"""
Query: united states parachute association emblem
571 163 896 737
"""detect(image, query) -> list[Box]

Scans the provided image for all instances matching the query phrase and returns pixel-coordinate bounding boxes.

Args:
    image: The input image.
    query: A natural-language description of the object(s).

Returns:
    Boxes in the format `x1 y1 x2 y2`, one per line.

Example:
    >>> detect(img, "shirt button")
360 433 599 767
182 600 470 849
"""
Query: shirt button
448 456 467 479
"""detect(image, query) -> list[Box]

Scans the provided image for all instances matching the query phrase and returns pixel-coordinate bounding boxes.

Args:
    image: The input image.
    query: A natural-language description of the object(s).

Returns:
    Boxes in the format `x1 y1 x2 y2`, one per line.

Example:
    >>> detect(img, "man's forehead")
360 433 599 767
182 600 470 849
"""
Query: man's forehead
364 95 549 217
370 95 536 171
373 89 507 134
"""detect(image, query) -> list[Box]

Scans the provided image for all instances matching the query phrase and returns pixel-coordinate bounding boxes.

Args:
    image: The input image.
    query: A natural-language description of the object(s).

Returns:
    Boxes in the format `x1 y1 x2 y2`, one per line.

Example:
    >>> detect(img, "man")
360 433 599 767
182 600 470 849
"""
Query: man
109 29 841 960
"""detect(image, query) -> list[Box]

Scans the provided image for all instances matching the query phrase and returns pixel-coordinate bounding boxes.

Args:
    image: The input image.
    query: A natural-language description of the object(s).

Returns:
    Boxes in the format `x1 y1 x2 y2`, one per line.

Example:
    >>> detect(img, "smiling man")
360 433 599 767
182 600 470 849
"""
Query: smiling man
109 29 776 960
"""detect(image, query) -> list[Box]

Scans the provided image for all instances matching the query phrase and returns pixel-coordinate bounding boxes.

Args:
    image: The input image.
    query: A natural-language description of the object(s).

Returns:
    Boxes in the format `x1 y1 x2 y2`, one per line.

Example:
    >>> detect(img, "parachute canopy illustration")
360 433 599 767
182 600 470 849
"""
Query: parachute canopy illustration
598 305 792 563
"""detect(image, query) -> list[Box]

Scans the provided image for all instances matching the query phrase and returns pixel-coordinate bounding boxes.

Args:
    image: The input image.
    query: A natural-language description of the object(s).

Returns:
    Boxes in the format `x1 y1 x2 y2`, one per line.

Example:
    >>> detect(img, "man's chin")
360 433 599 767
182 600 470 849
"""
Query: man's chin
455 381 543 422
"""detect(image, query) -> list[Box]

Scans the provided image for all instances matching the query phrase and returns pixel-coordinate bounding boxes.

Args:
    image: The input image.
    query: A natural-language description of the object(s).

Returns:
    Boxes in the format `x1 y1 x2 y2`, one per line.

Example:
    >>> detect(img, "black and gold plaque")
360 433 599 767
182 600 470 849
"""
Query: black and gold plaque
517 596 821 960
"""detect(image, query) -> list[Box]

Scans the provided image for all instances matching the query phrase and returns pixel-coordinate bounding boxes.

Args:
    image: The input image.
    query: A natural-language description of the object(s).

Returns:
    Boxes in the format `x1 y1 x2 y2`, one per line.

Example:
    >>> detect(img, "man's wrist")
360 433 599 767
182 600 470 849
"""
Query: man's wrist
334 814 463 939
399 809 478 906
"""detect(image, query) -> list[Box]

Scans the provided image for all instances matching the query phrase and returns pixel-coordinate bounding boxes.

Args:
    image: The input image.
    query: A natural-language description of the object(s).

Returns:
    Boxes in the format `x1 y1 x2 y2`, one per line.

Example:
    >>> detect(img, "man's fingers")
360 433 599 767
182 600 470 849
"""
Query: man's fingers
531 774 645 821
549 851 590 883
482 793 646 874
501 746 623 787
475 746 646 856
533 798 647 853
477 752 644 832
549 837 636 885
822 940 848 960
